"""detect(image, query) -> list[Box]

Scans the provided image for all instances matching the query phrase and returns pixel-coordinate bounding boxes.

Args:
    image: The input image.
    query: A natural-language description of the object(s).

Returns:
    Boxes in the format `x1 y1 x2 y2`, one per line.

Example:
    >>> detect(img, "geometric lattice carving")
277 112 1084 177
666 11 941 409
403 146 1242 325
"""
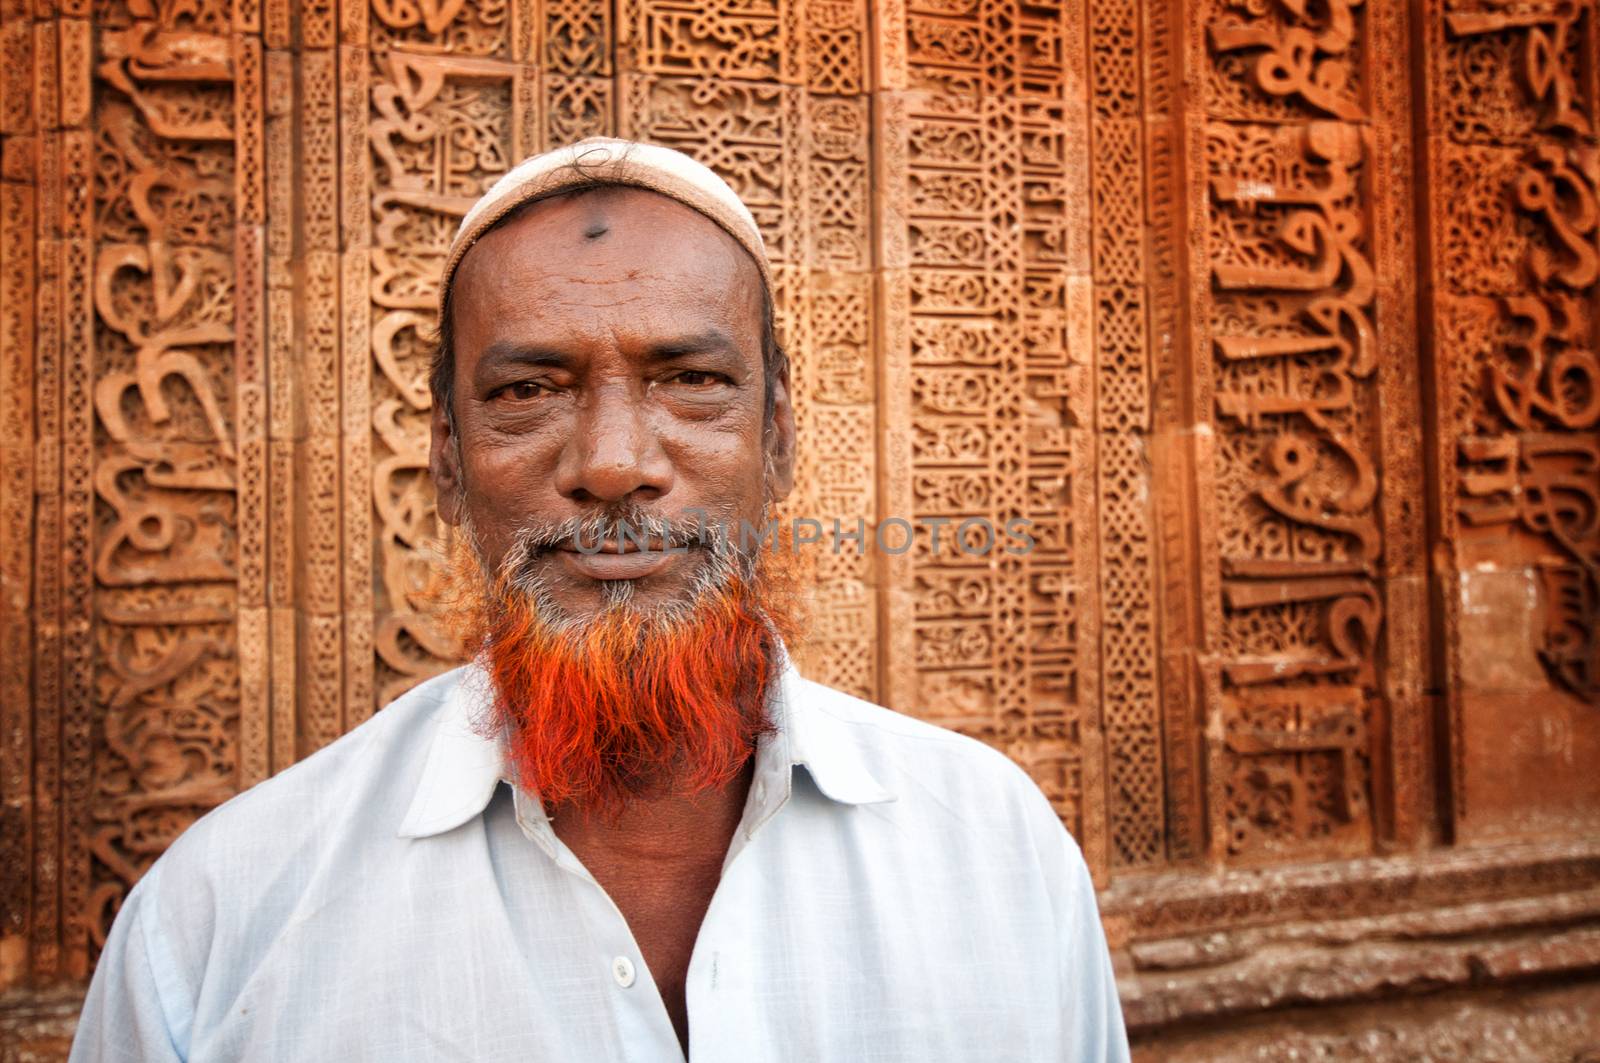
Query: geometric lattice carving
878 0 1097 856
1090 0 1164 870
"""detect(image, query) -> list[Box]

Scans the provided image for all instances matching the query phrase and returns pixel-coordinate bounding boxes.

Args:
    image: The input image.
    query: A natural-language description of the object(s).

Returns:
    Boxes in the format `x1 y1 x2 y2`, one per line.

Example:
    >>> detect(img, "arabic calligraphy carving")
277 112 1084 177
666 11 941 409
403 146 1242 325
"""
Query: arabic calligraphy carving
1197 0 1393 861
1439 3 1598 707
88 2 245 955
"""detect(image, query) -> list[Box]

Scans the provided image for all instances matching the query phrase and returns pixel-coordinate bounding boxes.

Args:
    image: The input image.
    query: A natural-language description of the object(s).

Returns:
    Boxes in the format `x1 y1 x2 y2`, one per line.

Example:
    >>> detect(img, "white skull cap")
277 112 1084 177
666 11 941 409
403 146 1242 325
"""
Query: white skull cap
440 137 771 314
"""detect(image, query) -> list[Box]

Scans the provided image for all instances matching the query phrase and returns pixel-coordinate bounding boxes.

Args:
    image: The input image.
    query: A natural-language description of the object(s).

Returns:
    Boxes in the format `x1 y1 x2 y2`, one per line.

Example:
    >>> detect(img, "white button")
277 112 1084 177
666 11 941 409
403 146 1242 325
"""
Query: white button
612 955 636 988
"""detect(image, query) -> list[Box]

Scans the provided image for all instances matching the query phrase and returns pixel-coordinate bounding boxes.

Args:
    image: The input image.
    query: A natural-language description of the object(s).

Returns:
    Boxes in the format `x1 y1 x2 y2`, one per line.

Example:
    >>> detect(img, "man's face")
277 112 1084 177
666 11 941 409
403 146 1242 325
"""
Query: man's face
431 186 795 623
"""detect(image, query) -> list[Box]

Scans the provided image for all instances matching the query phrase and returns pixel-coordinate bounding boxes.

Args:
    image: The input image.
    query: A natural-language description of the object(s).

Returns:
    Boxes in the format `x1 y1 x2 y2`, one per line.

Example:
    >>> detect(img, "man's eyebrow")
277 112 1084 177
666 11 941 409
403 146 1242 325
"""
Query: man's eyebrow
476 340 575 371
645 328 740 361
474 331 742 377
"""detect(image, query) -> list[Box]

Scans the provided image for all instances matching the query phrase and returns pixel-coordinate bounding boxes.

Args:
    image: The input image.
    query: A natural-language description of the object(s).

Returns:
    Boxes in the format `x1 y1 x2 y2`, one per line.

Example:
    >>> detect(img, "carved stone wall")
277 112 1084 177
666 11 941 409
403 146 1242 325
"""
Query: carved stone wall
1 0 1598 1055
1422 0 1600 847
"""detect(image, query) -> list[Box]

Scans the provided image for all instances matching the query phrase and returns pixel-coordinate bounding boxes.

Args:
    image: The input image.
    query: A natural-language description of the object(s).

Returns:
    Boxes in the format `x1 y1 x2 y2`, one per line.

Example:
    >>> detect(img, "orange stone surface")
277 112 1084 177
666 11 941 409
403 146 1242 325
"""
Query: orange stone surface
0 0 1597 1057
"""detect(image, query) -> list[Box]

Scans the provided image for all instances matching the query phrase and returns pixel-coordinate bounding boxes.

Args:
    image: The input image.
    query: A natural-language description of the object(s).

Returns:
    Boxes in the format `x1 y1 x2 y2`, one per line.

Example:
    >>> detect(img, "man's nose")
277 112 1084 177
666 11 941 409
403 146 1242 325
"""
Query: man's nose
552 383 673 503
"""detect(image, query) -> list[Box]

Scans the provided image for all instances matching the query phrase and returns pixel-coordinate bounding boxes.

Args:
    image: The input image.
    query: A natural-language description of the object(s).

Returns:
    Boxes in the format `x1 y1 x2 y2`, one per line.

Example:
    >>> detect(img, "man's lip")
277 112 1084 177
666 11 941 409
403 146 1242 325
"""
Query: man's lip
556 536 686 555
554 547 677 580
560 541 652 555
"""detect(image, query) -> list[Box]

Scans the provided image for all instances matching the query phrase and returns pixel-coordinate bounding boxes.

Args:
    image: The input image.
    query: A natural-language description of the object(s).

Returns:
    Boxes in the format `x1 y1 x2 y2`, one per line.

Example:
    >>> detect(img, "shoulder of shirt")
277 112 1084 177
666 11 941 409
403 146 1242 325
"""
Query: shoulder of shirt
137 668 463 903
788 677 1095 921
792 674 1064 827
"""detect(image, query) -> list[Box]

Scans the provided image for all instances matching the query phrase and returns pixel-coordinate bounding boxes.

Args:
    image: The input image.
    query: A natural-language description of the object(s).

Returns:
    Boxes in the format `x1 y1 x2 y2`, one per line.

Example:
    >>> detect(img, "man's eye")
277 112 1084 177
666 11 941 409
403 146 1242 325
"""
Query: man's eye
672 370 725 388
497 381 546 401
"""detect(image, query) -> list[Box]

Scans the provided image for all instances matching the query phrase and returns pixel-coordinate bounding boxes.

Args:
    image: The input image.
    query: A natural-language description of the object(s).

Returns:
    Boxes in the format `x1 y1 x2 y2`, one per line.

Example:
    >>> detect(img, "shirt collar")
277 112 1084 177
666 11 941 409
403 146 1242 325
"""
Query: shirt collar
397 651 893 840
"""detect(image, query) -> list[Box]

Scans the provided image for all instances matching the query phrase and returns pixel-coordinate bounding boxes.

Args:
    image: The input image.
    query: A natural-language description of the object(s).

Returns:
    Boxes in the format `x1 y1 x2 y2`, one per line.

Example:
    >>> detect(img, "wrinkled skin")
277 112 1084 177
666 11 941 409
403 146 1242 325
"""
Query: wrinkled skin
432 186 795 620
429 186 796 1053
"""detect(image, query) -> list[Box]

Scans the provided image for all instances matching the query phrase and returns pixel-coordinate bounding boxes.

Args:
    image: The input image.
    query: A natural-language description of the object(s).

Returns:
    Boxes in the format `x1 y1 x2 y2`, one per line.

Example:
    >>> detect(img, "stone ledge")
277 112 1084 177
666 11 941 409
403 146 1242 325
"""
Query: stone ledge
0 985 80 1062
1129 979 1600 1063
1119 916 1600 1030
1101 837 1600 943
1128 884 1600 972
1108 841 1600 1032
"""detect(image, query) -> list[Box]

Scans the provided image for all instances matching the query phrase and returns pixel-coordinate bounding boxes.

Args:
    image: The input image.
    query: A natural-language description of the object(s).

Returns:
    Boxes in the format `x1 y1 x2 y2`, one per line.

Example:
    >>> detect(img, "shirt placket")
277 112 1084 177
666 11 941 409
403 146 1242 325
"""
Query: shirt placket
512 786 687 1063
680 721 796 1061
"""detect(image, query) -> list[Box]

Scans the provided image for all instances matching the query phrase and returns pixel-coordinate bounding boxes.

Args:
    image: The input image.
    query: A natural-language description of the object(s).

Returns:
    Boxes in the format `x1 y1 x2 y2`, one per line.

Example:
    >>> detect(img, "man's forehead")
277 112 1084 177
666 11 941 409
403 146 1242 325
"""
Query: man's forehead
452 187 762 311
439 137 773 320
466 185 747 263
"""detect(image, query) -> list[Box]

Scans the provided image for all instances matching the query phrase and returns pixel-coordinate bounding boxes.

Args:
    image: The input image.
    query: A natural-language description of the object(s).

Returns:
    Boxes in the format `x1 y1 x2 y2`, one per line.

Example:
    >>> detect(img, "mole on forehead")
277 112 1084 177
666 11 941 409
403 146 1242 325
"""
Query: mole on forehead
571 193 625 239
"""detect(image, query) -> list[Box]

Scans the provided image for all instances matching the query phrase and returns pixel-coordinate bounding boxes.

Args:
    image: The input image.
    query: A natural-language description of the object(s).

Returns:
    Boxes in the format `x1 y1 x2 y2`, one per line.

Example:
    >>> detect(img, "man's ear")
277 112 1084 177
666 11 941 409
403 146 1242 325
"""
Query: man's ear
764 361 797 503
430 398 465 527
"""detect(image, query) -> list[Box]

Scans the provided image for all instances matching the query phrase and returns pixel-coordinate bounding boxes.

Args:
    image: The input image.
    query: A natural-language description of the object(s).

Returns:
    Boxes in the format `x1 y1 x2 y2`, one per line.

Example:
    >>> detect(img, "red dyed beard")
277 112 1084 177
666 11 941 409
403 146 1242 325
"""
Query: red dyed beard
445 513 802 818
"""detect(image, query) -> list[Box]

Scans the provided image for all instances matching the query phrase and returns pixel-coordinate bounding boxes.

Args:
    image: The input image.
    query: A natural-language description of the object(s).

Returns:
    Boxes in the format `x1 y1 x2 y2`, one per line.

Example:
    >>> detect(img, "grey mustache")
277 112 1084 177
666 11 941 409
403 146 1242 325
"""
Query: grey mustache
516 512 719 555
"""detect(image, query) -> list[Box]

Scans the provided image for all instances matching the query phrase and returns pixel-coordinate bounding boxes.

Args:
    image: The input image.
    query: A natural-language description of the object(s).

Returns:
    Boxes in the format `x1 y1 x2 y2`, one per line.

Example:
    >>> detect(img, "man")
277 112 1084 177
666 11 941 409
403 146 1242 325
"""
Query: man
72 138 1130 1061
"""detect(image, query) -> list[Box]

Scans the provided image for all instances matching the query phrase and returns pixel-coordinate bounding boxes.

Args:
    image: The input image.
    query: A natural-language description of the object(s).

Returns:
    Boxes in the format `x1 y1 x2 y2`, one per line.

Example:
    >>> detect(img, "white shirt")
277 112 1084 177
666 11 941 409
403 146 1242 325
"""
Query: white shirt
72 661 1130 1062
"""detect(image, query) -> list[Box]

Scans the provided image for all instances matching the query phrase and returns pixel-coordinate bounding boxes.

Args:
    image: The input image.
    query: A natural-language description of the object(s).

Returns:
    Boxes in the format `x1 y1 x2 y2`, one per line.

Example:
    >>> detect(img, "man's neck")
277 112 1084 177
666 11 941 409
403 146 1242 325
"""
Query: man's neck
548 756 756 859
